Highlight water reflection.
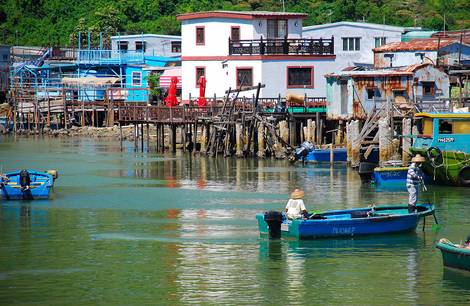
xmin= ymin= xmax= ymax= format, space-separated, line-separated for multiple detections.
xmin=443 ymin=268 xmax=470 ymax=292
xmin=2 ymin=137 xmax=470 ymax=305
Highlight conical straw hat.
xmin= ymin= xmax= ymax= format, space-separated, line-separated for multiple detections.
xmin=290 ymin=188 xmax=305 ymax=199
xmin=411 ymin=154 xmax=425 ymax=163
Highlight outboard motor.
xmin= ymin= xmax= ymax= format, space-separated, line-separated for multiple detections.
xmin=293 ymin=141 xmax=314 ymax=161
xmin=19 ymin=170 xmax=31 ymax=188
xmin=264 ymin=211 xmax=284 ymax=239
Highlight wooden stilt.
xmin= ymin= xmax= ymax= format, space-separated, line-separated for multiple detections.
xmin=141 ymin=123 xmax=144 ymax=152
xmin=119 ymin=122 xmax=123 ymax=148
xmin=146 ymin=123 xmax=149 ymax=152
xmin=171 ymin=125 xmax=177 ymax=153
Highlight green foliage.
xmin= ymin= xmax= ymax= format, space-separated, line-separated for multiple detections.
xmin=145 ymin=73 xmax=160 ymax=97
xmin=0 ymin=0 xmax=468 ymax=46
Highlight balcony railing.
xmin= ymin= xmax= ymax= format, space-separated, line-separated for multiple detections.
xmin=229 ymin=37 xmax=334 ymax=56
xmin=77 ymin=50 xmax=145 ymax=65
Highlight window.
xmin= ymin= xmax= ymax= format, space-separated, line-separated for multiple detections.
xmin=366 ymin=88 xmax=380 ymax=100
xmin=236 ymin=68 xmax=253 ymax=87
xmin=267 ymin=19 xmax=287 ymax=39
xmin=171 ymin=41 xmax=181 ymax=53
xmin=287 ymin=67 xmax=313 ymax=87
xmin=231 ymin=26 xmax=240 ymax=41
xmin=132 ymin=71 xmax=141 ymax=86
xmin=438 ymin=120 xmax=453 ymax=134
xmin=118 ymin=41 xmax=128 ymax=52
xmin=196 ymin=26 xmax=205 ymax=45
xmin=375 ymin=37 xmax=387 ymax=48
xmin=135 ymin=41 xmax=146 ymax=52
xmin=2 ymin=55 xmax=7 ymax=61
xmin=342 ymin=37 xmax=360 ymax=51
xmin=195 ymin=67 xmax=205 ymax=87
xmin=422 ymin=82 xmax=435 ymax=96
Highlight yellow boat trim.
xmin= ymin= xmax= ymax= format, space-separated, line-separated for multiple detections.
xmin=374 ymin=167 xmax=409 ymax=172
xmin=415 ymin=113 xmax=470 ymax=119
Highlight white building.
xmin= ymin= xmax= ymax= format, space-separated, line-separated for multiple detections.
xmin=177 ymin=11 xmax=336 ymax=100
xmin=110 ymin=34 xmax=181 ymax=57
xmin=302 ymin=22 xmax=406 ymax=68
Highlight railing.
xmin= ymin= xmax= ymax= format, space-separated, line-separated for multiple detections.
xmin=77 ymin=49 xmax=145 ymax=65
xmin=118 ymin=106 xmax=226 ymax=123
xmin=117 ymin=97 xmax=328 ymax=122
xmin=229 ymin=37 xmax=334 ymax=56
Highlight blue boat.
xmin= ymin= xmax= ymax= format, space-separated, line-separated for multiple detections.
xmin=306 ymin=148 xmax=347 ymax=163
xmin=0 ymin=170 xmax=57 ymax=200
xmin=373 ymin=166 xmax=409 ymax=189
xmin=373 ymin=164 xmax=431 ymax=189
xmin=257 ymin=204 xmax=435 ymax=239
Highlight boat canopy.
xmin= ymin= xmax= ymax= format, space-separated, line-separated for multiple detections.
xmin=415 ymin=112 xmax=470 ymax=119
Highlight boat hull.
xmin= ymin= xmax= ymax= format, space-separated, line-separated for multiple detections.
xmin=306 ymin=148 xmax=347 ymax=163
xmin=373 ymin=167 xmax=408 ymax=188
xmin=436 ymin=240 xmax=470 ymax=271
xmin=410 ymin=148 xmax=470 ymax=186
xmin=257 ymin=204 xmax=434 ymax=239
xmin=1 ymin=170 xmax=54 ymax=200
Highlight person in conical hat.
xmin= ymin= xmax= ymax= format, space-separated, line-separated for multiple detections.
xmin=406 ymin=154 xmax=426 ymax=213
xmin=285 ymin=188 xmax=309 ymax=219
xmin=411 ymin=154 xmax=426 ymax=163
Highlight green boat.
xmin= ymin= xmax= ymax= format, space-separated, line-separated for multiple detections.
xmin=436 ymin=239 xmax=470 ymax=271
xmin=410 ymin=113 xmax=470 ymax=186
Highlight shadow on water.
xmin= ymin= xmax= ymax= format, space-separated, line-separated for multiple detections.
xmin=442 ymin=268 xmax=470 ymax=292
xmin=259 ymin=233 xmax=422 ymax=261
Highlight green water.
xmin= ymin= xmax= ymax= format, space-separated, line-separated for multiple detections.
xmin=1 ymin=137 xmax=470 ymax=305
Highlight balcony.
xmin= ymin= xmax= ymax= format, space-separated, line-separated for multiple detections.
xmin=229 ymin=37 xmax=334 ymax=56
xmin=77 ymin=50 xmax=145 ymax=65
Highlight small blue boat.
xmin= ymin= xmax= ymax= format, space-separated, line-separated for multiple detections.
xmin=306 ymin=148 xmax=347 ymax=163
xmin=0 ymin=170 xmax=57 ymax=200
xmin=373 ymin=165 xmax=431 ymax=189
xmin=373 ymin=166 xmax=409 ymax=188
xmin=257 ymin=204 xmax=435 ymax=239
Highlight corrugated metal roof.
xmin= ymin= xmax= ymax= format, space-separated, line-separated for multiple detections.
xmin=373 ymin=38 xmax=463 ymax=52
xmin=326 ymin=63 xmax=431 ymax=78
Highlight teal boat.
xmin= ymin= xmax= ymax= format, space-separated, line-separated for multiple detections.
xmin=436 ymin=238 xmax=470 ymax=271
xmin=410 ymin=113 xmax=470 ymax=186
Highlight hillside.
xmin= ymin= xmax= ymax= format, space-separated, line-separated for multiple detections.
xmin=0 ymin=0 xmax=469 ymax=47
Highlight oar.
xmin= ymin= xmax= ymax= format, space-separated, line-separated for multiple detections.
xmin=420 ymin=180 xmax=441 ymax=232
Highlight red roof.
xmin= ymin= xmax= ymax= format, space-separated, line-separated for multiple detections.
xmin=177 ymin=11 xmax=307 ymax=21
xmin=373 ymin=38 xmax=462 ymax=52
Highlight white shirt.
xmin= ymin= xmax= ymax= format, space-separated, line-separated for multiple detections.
xmin=285 ymin=199 xmax=306 ymax=219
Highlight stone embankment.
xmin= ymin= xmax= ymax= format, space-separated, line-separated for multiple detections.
xmin=14 ymin=126 xmax=137 ymax=139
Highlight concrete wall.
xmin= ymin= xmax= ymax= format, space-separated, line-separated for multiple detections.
xmin=111 ymin=35 xmax=181 ymax=57
xmin=182 ymin=59 xmax=262 ymax=100
xmin=413 ymin=65 xmax=449 ymax=99
xmin=181 ymin=18 xmax=303 ymax=57
xmin=182 ymin=58 xmax=333 ymax=100
xmin=181 ymin=19 xmax=255 ymax=57
xmin=303 ymin=23 xmax=403 ymax=67
xmin=374 ymin=50 xmax=437 ymax=68
xmin=261 ymin=59 xmax=334 ymax=97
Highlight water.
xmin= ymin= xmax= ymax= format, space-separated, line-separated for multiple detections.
xmin=1 ymin=136 xmax=470 ymax=305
